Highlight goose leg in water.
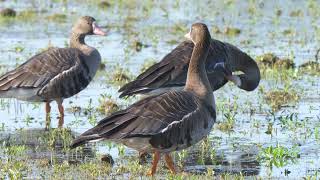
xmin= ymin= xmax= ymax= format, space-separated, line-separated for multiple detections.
xmin=45 ymin=102 xmax=51 ymax=130
xmin=57 ymin=100 xmax=64 ymax=128
xmin=147 ymin=151 xmax=160 ymax=176
xmin=165 ymin=153 xmax=176 ymax=174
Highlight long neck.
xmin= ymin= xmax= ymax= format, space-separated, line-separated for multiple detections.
xmin=70 ymin=32 xmax=86 ymax=48
xmin=70 ymin=32 xmax=94 ymax=55
xmin=184 ymin=41 xmax=212 ymax=101
xmin=231 ymin=51 xmax=260 ymax=91
xmin=237 ymin=60 xmax=260 ymax=91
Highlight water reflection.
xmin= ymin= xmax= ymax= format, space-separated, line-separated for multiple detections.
xmin=0 ymin=128 xmax=95 ymax=164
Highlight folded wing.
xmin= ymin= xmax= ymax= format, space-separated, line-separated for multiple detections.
xmin=71 ymin=91 xmax=215 ymax=149
xmin=0 ymin=48 xmax=90 ymax=100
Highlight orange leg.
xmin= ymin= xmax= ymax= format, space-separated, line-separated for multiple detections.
xmin=147 ymin=151 xmax=160 ymax=176
xmin=57 ymin=100 xmax=64 ymax=128
xmin=164 ymin=153 xmax=176 ymax=174
xmin=45 ymin=102 xmax=51 ymax=130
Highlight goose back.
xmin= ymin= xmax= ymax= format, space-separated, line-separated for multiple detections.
xmin=118 ymin=39 xmax=260 ymax=97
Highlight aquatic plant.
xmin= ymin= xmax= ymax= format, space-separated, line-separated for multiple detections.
xmin=78 ymin=162 xmax=112 ymax=178
xmin=299 ymin=61 xmax=320 ymax=76
xmin=216 ymin=98 xmax=238 ymax=132
xmin=23 ymin=114 xmax=34 ymax=126
xmin=278 ymin=113 xmax=303 ymax=130
xmin=290 ymin=10 xmax=303 ymax=17
xmin=0 ymin=8 xmax=16 ymax=17
xmin=176 ymin=149 xmax=188 ymax=167
xmin=14 ymin=45 xmax=25 ymax=53
xmin=198 ymin=138 xmax=216 ymax=165
xmin=45 ymin=14 xmax=67 ymax=23
xmin=107 ymin=65 xmax=132 ymax=86
xmin=264 ymin=88 xmax=299 ymax=111
xmin=171 ymin=23 xmax=188 ymax=36
xmin=224 ymin=27 xmax=241 ymax=36
xmin=98 ymin=1 xmax=112 ymax=9
xmin=258 ymin=144 xmax=299 ymax=168
xmin=47 ymin=128 xmax=74 ymax=151
xmin=97 ymin=94 xmax=120 ymax=115
xmin=256 ymin=53 xmax=295 ymax=69
xmin=0 ymin=145 xmax=28 ymax=179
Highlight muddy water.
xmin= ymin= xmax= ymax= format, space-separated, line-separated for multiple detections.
xmin=0 ymin=0 xmax=319 ymax=179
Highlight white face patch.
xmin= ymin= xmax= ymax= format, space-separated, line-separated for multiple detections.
xmin=229 ymin=75 xmax=242 ymax=87
xmin=184 ymin=31 xmax=192 ymax=40
xmin=185 ymin=27 xmax=195 ymax=43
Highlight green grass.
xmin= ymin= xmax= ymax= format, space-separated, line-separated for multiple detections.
xmin=216 ymin=99 xmax=238 ymax=132
xmin=97 ymin=94 xmax=120 ymax=115
xmin=45 ymin=14 xmax=67 ymax=23
xmin=258 ymin=144 xmax=299 ymax=168
xmin=263 ymin=88 xmax=299 ymax=111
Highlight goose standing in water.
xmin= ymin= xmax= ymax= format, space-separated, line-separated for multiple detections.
xmin=0 ymin=16 xmax=106 ymax=128
xmin=71 ymin=23 xmax=216 ymax=176
xmin=118 ymin=29 xmax=260 ymax=98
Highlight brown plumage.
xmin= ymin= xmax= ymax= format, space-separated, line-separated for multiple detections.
xmin=0 ymin=16 xmax=106 ymax=128
xmin=118 ymin=38 xmax=260 ymax=98
xmin=0 ymin=48 xmax=89 ymax=98
xmin=71 ymin=23 xmax=216 ymax=176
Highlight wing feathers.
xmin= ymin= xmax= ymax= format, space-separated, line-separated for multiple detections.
xmin=119 ymin=38 xmax=259 ymax=97
xmin=0 ymin=48 xmax=93 ymax=100
xmin=118 ymin=41 xmax=194 ymax=97
xmin=71 ymin=91 xmax=203 ymax=148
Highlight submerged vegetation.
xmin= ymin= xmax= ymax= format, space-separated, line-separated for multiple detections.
xmin=216 ymin=99 xmax=238 ymax=132
xmin=258 ymin=144 xmax=299 ymax=169
xmin=264 ymin=88 xmax=299 ymax=111
xmin=256 ymin=53 xmax=295 ymax=70
xmin=0 ymin=8 xmax=16 ymax=17
xmin=97 ymin=94 xmax=120 ymax=115
xmin=45 ymin=14 xmax=67 ymax=23
xmin=0 ymin=9 xmax=38 ymax=24
xmin=106 ymin=64 xmax=132 ymax=86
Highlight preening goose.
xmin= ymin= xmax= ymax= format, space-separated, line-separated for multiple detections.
xmin=71 ymin=23 xmax=216 ymax=176
xmin=118 ymin=30 xmax=260 ymax=98
xmin=0 ymin=16 xmax=106 ymax=128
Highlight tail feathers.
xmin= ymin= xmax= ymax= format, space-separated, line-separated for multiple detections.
xmin=118 ymin=63 xmax=174 ymax=98
xmin=70 ymin=134 xmax=102 ymax=149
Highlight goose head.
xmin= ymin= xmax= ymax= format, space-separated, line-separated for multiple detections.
xmin=185 ymin=23 xmax=211 ymax=45
xmin=72 ymin=16 xmax=106 ymax=36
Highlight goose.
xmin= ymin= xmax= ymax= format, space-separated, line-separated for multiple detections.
xmin=0 ymin=16 xmax=106 ymax=128
xmin=118 ymin=29 xmax=260 ymax=98
xmin=71 ymin=23 xmax=216 ymax=176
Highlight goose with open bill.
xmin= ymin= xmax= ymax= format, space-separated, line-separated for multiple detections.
xmin=0 ymin=16 xmax=106 ymax=128
xmin=71 ymin=23 xmax=216 ymax=176
xmin=118 ymin=26 xmax=260 ymax=98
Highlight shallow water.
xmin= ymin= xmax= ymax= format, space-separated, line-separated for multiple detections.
xmin=0 ymin=0 xmax=319 ymax=179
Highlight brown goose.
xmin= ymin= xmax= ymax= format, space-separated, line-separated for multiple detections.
xmin=71 ymin=23 xmax=216 ymax=176
xmin=118 ymin=30 xmax=260 ymax=98
xmin=0 ymin=16 xmax=106 ymax=128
